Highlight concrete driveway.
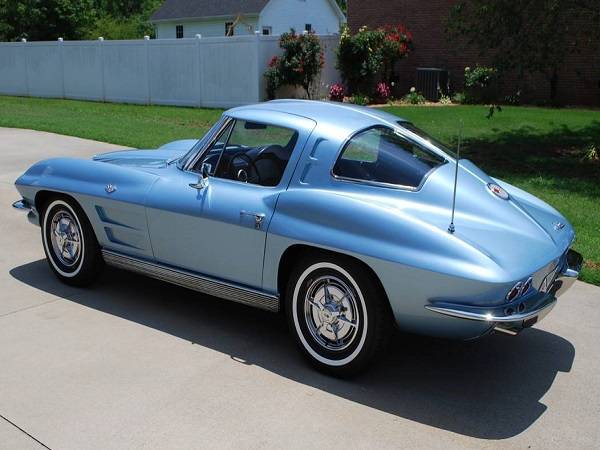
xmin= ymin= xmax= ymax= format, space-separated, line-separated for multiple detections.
xmin=1 ymin=127 xmax=600 ymax=449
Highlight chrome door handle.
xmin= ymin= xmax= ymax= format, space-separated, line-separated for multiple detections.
xmin=240 ymin=210 xmax=265 ymax=229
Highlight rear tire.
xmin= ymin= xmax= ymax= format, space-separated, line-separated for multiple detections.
xmin=285 ymin=252 xmax=391 ymax=377
xmin=41 ymin=196 xmax=103 ymax=286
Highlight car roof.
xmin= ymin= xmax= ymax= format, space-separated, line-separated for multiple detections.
xmin=226 ymin=100 xmax=408 ymax=135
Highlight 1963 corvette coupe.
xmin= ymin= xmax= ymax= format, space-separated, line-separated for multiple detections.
xmin=13 ymin=100 xmax=582 ymax=375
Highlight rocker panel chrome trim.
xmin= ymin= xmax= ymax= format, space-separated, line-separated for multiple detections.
xmin=101 ymin=249 xmax=279 ymax=312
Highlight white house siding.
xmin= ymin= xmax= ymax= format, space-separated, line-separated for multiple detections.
xmin=155 ymin=17 xmax=259 ymax=39
xmin=258 ymin=0 xmax=342 ymax=35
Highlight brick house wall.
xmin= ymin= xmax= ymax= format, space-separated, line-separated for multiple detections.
xmin=347 ymin=0 xmax=600 ymax=106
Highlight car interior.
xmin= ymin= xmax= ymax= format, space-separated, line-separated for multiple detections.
xmin=197 ymin=120 xmax=298 ymax=187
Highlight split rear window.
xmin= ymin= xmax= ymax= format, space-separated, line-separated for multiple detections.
xmin=332 ymin=126 xmax=446 ymax=189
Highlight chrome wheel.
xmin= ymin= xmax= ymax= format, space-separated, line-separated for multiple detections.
xmin=303 ymin=275 xmax=360 ymax=352
xmin=42 ymin=197 xmax=102 ymax=286
xmin=49 ymin=210 xmax=81 ymax=267
xmin=288 ymin=257 xmax=390 ymax=375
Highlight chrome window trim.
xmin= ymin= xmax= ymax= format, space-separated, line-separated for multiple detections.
xmin=183 ymin=116 xmax=234 ymax=172
xmin=330 ymin=124 xmax=448 ymax=192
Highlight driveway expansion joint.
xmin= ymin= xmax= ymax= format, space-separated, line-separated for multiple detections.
xmin=1 ymin=413 xmax=52 ymax=450
xmin=0 ymin=298 xmax=60 ymax=319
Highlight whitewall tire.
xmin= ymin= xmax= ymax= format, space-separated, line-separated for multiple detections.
xmin=285 ymin=252 xmax=391 ymax=376
xmin=41 ymin=196 xmax=103 ymax=286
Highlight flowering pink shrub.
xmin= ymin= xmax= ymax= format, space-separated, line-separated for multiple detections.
xmin=329 ymin=83 xmax=345 ymax=102
xmin=374 ymin=82 xmax=391 ymax=102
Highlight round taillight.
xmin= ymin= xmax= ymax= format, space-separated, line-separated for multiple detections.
xmin=521 ymin=277 xmax=532 ymax=296
xmin=506 ymin=282 xmax=522 ymax=302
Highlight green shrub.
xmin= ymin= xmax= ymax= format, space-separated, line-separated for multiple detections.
xmin=439 ymin=94 xmax=452 ymax=105
xmin=264 ymin=57 xmax=281 ymax=100
xmin=336 ymin=24 xmax=412 ymax=95
xmin=402 ymin=88 xmax=426 ymax=104
xmin=464 ymin=65 xmax=497 ymax=89
xmin=464 ymin=65 xmax=498 ymax=104
xmin=452 ymin=91 xmax=469 ymax=104
xmin=349 ymin=94 xmax=370 ymax=106
xmin=264 ymin=30 xmax=324 ymax=99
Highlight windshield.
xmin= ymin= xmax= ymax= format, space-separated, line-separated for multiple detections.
xmin=177 ymin=117 xmax=226 ymax=169
xmin=399 ymin=122 xmax=454 ymax=157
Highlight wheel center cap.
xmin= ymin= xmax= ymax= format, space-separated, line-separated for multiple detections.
xmin=321 ymin=303 xmax=340 ymax=324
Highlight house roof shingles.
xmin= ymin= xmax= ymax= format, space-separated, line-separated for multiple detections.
xmin=150 ymin=0 xmax=271 ymax=22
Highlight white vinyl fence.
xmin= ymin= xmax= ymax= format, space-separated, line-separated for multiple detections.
xmin=0 ymin=34 xmax=340 ymax=108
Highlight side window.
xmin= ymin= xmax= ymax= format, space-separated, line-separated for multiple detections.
xmin=333 ymin=127 xmax=445 ymax=189
xmin=201 ymin=119 xmax=298 ymax=187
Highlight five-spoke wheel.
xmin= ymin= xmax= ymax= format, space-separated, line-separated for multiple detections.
xmin=41 ymin=197 xmax=103 ymax=286
xmin=286 ymin=253 xmax=390 ymax=376
xmin=304 ymin=274 xmax=361 ymax=352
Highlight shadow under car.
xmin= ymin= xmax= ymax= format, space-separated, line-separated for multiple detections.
xmin=10 ymin=259 xmax=575 ymax=440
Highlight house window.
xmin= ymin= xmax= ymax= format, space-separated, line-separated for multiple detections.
xmin=176 ymin=25 xmax=183 ymax=39
xmin=305 ymin=24 xmax=312 ymax=33
xmin=262 ymin=26 xmax=272 ymax=36
xmin=225 ymin=22 xmax=234 ymax=36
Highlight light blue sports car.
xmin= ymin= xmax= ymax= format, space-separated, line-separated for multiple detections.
xmin=13 ymin=100 xmax=582 ymax=375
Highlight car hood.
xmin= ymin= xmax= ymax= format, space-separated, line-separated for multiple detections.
xmin=93 ymin=149 xmax=186 ymax=168
xmin=92 ymin=139 xmax=197 ymax=169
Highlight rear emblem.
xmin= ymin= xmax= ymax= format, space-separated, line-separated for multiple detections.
xmin=487 ymin=183 xmax=509 ymax=200
xmin=105 ymin=184 xmax=117 ymax=194
xmin=553 ymin=221 xmax=565 ymax=231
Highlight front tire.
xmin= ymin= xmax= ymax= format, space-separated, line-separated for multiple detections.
xmin=285 ymin=253 xmax=390 ymax=376
xmin=41 ymin=196 xmax=103 ymax=286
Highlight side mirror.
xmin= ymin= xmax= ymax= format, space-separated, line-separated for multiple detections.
xmin=189 ymin=163 xmax=211 ymax=190
xmin=202 ymin=162 xmax=211 ymax=179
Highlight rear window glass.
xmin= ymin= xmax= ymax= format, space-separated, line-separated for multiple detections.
xmin=333 ymin=126 xmax=446 ymax=189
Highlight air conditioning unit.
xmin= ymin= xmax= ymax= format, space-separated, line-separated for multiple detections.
xmin=416 ymin=68 xmax=449 ymax=101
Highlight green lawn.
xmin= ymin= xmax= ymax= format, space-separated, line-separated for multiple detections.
xmin=1 ymin=96 xmax=599 ymax=284
xmin=0 ymin=96 xmax=222 ymax=148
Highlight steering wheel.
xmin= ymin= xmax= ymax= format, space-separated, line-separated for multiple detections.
xmin=227 ymin=152 xmax=261 ymax=184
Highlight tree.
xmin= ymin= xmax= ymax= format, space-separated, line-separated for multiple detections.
xmin=84 ymin=0 xmax=162 ymax=40
xmin=0 ymin=0 xmax=162 ymax=41
xmin=447 ymin=0 xmax=600 ymax=102
xmin=0 ymin=0 xmax=97 ymax=41
xmin=264 ymin=30 xmax=324 ymax=99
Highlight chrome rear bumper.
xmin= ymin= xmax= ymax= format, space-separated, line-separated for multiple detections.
xmin=426 ymin=249 xmax=583 ymax=336
xmin=550 ymin=249 xmax=583 ymax=298
xmin=12 ymin=199 xmax=39 ymax=226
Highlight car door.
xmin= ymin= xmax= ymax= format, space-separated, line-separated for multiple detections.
xmin=145 ymin=112 xmax=315 ymax=290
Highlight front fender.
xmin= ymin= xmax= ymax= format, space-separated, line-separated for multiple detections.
xmin=15 ymin=158 xmax=158 ymax=259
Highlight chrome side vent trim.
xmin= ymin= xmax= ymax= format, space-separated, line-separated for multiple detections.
xmin=101 ymin=250 xmax=279 ymax=312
